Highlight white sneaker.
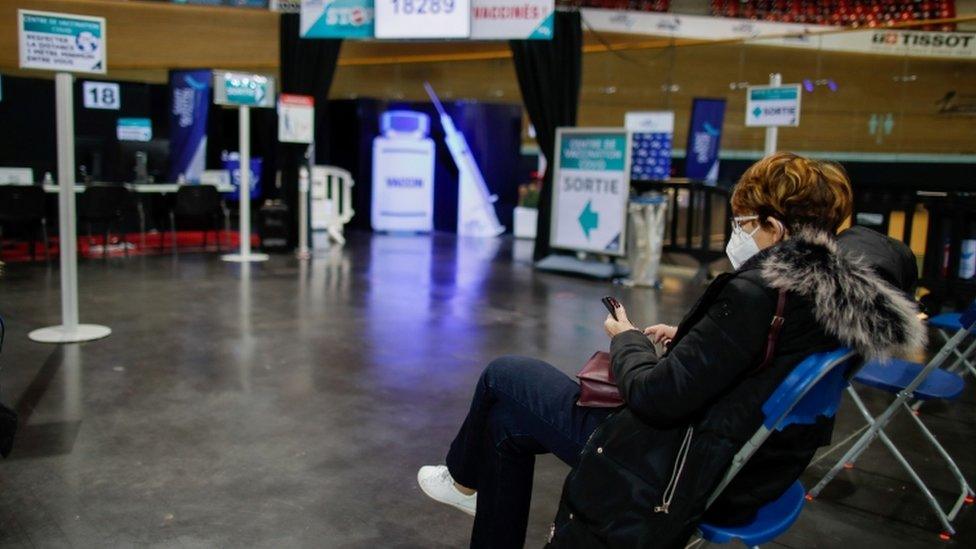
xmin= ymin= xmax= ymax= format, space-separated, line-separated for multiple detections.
xmin=417 ymin=465 xmax=477 ymax=517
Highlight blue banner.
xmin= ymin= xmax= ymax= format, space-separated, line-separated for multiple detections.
xmin=631 ymin=132 xmax=672 ymax=181
xmin=168 ymin=69 xmax=212 ymax=182
xmin=685 ymin=98 xmax=726 ymax=184
xmin=222 ymin=153 xmax=263 ymax=201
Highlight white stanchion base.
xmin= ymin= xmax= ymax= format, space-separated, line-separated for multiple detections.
xmin=221 ymin=253 xmax=270 ymax=263
xmin=29 ymin=324 xmax=112 ymax=343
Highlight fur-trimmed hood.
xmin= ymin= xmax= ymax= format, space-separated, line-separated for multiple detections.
xmin=756 ymin=228 xmax=926 ymax=359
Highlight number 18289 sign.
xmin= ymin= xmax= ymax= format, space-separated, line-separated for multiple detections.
xmin=374 ymin=0 xmax=470 ymax=39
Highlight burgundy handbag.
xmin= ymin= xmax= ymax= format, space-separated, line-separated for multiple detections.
xmin=576 ymin=351 xmax=623 ymax=408
xmin=577 ymin=290 xmax=788 ymax=408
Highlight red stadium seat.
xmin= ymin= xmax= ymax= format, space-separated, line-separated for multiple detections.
xmin=706 ymin=0 xmax=956 ymax=30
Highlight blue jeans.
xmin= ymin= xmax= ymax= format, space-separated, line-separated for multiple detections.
xmin=446 ymin=356 xmax=613 ymax=549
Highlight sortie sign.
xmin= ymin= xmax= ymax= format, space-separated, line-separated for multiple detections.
xmin=550 ymin=128 xmax=632 ymax=256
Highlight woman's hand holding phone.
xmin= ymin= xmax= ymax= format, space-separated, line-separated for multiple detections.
xmin=603 ymin=297 xmax=637 ymax=338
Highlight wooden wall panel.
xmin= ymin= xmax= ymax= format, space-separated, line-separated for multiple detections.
xmin=331 ymin=39 xmax=976 ymax=156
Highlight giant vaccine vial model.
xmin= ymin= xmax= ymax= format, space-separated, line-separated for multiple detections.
xmin=371 ymin=110 xmax=436 ymax=232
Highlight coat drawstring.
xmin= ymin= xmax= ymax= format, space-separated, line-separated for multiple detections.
xmin=654 ymin=426 xmax=694 ymax=514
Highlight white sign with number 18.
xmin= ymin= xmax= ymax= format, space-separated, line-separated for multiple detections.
xmin=83 ymin=81 xmax=120 ymax=110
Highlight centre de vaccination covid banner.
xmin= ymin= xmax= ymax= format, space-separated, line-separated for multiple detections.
xmin=168 ymin=69 xmax=212 ymax=182
xmin=300 ymin=0 xmax=552 ymax=39
xmin=551 ymin=128 xmax=632 ymax=256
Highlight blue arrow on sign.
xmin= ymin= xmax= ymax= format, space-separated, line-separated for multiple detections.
xmin=578 ymin=200 xmax=599 ymax=239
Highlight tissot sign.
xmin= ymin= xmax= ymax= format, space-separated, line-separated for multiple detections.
xmin=871 ymin=31 xmax=976 ymax=50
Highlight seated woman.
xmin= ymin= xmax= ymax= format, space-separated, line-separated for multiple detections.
xmin=417 ymin=152 xmax=925 ymax=548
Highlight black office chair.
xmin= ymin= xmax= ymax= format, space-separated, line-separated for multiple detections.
xmin=0 ymin=185 xmax=49 ymax=262
xmin=168 ymin=185 xmax=226 ymax=252
xmin=79 ymin=184 xmax=132 ymax=258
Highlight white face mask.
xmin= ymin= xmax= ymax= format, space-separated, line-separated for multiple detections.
xmin=727 ymin=216 xmax=761 ymax=270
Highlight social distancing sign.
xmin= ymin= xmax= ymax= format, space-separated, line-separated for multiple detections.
xmin=550 ymin=128 xmax=632 ymax=256
xmin=19 ymin=10 xmax=106 ymax=74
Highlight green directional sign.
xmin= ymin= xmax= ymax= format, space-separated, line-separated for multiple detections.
xmin=550 ymin=128 xmax=631 ymax=256
xmin=746 ymin=84 xmax=802 ymax=127
xmin=213 ymin=71 xmax=275 ymax=108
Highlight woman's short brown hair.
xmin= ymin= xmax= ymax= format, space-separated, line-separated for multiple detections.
xmin=731 ymin=152 xmax=853 ymax=233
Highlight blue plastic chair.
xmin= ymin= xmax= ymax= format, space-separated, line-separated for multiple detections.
xmin=855 ymin=359 xmax=965 ymax=401
xmin=696 ymin=349 xmax=860 ymax=548
xmin=809 ymin=301 xmax=976 ymax=538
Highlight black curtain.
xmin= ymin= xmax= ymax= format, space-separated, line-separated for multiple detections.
xmin=279 ymin=13 xmax=342 ymax=246
xmin=509 ymin=10 xmax=583 ymax=261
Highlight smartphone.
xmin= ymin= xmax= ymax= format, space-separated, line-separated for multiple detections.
xmin=601 ymin=296 xmax=621 ymax=320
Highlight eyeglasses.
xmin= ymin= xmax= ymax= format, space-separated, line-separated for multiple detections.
xmin=730 ymin=215 xmax=759 ymax=234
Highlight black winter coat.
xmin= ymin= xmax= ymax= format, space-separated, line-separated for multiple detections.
xmin=547 ymin=229 xmax=925 ymax=548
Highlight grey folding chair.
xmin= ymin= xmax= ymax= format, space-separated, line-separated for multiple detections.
xmin=808 ymin=301 xmax=976 ymax=539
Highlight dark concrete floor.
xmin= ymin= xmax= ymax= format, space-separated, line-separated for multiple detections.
xmin=0 ymin=232 xmax=973 ymax=548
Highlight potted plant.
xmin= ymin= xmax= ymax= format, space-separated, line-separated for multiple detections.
xmin=514 ymin=171 xmax=541 ymax=239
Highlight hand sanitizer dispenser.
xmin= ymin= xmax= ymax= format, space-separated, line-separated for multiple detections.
xmin=371 ymin=110 xmax=435 ymax=232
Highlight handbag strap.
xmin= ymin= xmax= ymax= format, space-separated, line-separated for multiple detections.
xmin=750 ymin=289 xmax=788 ymax=375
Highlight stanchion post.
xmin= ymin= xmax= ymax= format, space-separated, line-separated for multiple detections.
xmin=216 ymin=70 xmax=273 ymax=263
xmin=239 ymin=105 xmax=252 ymax=258
xmin=57 ymin=72 xmax=79 ymax=331
xmin=764 ymin=73 xmax=781 ymax=156
xmin=28 ymin=73 xmax=112 ymax=343
xmin=297 ymin=165 xmax=310 ymax=259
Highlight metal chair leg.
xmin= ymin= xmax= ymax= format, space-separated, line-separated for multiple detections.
xmin=137 ymin=199 xmax=146 ymax=251
xmin=942 ymin=330 xmax=976 ymax=375
xmin=41 ymin=218 xmax=50 ymax=262
xmin=811 ymin=382 xmax=971 ymax=536
xmin=810 ymin=383 xmax=913 ymax=497
xmin=911 ymin=332 xmax=976 ymax=411
xmin=30 ymin=223 xmax=38 ymax=262
xmin=169 ymin=211 xmax=177 ymax=254
xmin=875 ymin=428 xmax=956 ymax=535
xmin=836 ymin=386 xmax=886 ymax=467
xmin=809 ymin=392 xmax=885 ymax=498
xmin=222 ymin=203 xmax=230 ymax=250
xmin=120 ymin=216 xmax=129 ymax=258
xmin=901 ymin=401 xmax=974 ymax=521
xmin=947 ymin=338 xmax=976 ymax=379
